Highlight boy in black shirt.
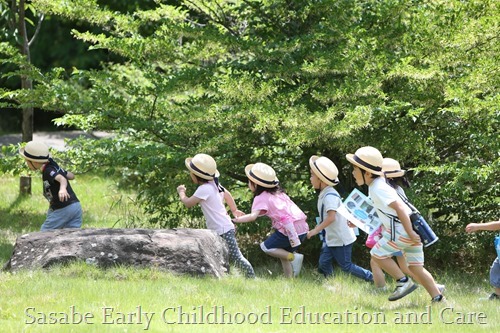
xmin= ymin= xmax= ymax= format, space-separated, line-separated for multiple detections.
xmin=20 ymin=141 xmax=82 ymax=231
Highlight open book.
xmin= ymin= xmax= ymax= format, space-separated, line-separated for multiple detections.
xmin=337 ymin=188 xmax=382 ymax=235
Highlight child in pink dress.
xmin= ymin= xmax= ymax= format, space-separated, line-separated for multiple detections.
xmin=233 ymin=162 xmax=309 ymax=278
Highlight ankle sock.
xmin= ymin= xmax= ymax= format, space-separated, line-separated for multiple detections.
xmin=397 ymin=276 xmax=408 ymax=283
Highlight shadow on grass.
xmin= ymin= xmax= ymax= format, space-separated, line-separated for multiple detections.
xmin=0 ymin=193 xmax=46 ymax=264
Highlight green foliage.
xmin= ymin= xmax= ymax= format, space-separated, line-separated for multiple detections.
xmin=0 ymin=0 xmax=498 ymax=270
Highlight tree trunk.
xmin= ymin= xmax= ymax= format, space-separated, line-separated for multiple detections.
xmin=17 ymin=0 xmax=33 ymax=194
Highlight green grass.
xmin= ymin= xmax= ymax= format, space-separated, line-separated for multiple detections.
xmin=1 ymin=174 xmax=499 ymax=332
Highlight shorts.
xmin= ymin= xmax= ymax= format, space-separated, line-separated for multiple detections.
xmin=491 ymin=257 xmax=500 ymax=288
xmin=370 ymin=233 xmax=424 ymax=266
xmin=262 ymin=230 xmax=307 ymax=253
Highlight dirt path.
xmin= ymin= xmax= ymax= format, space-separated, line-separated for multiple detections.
xmin=0 ymin=131 xmax=111 ymax=150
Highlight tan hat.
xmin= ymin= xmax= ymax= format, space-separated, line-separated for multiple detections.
xmin=19 ymin=141 xmax=50 ymax=163
xmin=309 ymin=155 xmax=339 ymax=186
xmin=185 ymin=154 xmax=219 ymax=180
xmin=245 ymin=162 xmax=279 ymax=188
xmin=382 ymin=158 xmax=406 ymax=178
xmin=345 ymin=146 xmax=384 ymax=175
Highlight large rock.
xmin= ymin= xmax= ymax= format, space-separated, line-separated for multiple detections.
xmin=3 ymin=228 xmax=229 ymax=278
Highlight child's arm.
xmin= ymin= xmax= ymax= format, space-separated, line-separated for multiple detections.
xmin=223 ymin=188 xmax=244 ymax=217
xmin=465 ymin=220 xmax=500 ymax=233
xmin=232 ymin=210 xmax=262 ymax=223
xmin=65 ymin=171 xmax=75 ymax=180
xmin=389 ymin=199 xmax=421 ymax=242
xmin=177 ymin=185 xmax=201 ymax=208
xmin=54 ymin=174 xmax=71 ymax=202
xmin=307 ymin=210 xmax=336 ymax=239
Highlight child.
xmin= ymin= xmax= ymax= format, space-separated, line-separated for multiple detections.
xmin=465 ymin=219 xmax=500 ymax=300
xmin=19 ymin=141 xmax=82 ymax=231
xmin=368 ymin=158 xmax=444 ymax=293
xmin=346 ymin=146 xmax=444 ymax=302
xmin=177 ymin=153 xmax=255 ymax=278
xmin=307 ymin=155 xmax=373 ymax=282
xmin=232 ymin=162 xmax=309 ymax=278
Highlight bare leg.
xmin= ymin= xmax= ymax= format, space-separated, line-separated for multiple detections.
xmin=408 ymin=265 xmax=440 ymax=297
xmin=372 ymin=256 xmax=405 ymax=280
xmin=370 ymin=258 xmax=386 ymax=288
xmin=265 ymin=248 xmax=294 ymax=278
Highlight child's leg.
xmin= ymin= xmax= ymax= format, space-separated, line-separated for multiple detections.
xmin=490 ymin=257 xmax=500 ymax=297
xmin=330 ymin=244 xmax=373 ymax=282
xmin=396 ymin=256 xmax=414 ymax=280
xmin=408 ymin=265 xmax=440 ymax=298
xmin=404 ymin=244 xmax=441 ymax=298
xmin=370 ymin=258 xmax=386 ymax=288
xmin=220 ymin=229 xmax=256 ymax=278
xmin=318 ymin=245 xmax=334 ymax=277
xmin=280 ymin=258 xmax=293 ymax=278
xmin=372 ymin=256 xmax=405 ymax=280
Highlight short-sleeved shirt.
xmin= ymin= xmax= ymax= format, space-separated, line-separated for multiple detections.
xmin=42 ymin=159 xmax=79 ymax=210
xmin=193 ymin=181 xmax=235 ymax=235
xmin=318 ymin=187 xmax=356 ymax=247
xmin=251 ymin=191 xmax=309 ymax=236
xmin=368 ymin=177 xmax=412 ymax=237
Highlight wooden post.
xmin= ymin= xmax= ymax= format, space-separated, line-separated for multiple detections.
xmin=20 ymin=175 xmax=32 ymax=195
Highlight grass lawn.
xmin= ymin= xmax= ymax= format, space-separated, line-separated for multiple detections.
xmin=1 ymin=174 xmax=499 ymax=332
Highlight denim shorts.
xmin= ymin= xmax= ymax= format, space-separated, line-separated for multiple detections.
xmin=263 ymin=230 xmax=307 ymax=253
xmin=42 ymin=202 xmax=82 ymax=231
xmin=490 ymin=257 xmax=500 ymax=288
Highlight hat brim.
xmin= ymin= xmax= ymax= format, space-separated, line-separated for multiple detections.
xmin=245 ymin=164 xmax=279 ymax=188
xmin=309 ymin=155 xmax=339 ymax=186
xmin=19 ymin=147 xmax=49 ymax=163
xmin=383 ymin=170 xmax=406 ymax=178
xmin=346 ymin=153 xmax=384 ymax=175
xmin=185 ymin=157 xmax=219 ymax=180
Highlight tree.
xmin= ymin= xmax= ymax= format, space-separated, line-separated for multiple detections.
xmin=1 ymin=0 xmax=498 ymax=270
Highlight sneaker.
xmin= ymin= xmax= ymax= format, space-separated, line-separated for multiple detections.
xmin=488 ymin=293 xmax=499 ymax=300
xmin=388 ymin=278 xmax=418 ymax=301
xmin=431 ymin=294 xmax=446 ymax=303
xmin=290 ymin=253 xmax=304 ymax=277
xmin=437 ymin=284 xmax=445 ymax=294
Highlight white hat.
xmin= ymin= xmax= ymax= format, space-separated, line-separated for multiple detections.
xmin=345 ymin=146 xmax=384 ymax=175
xmin=382 ymin=158 xmax=406 ymax=178
xmin=19 ymin=141 xmax=50 ymax=163
xmin=309 ymin=155 xmax=339 ymax=186
xmin=245 ymin=163 xmax=279 ymax=188
xmin=185 ymin=154 xmax=219 ymax=180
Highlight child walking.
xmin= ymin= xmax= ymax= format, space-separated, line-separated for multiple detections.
xmin=346 ymin=146 xmax=444 ymax=302
xmin=465 ymin=219 xmax=500 ymax=300
xmin=19 ymin=141 xmax=82 ymax=231
xmin=307 ymin=155 xmax=373 ymax=282
xmin=368 ymin=158 xmax=444 ymax=293
xmin=177 ymin=153 xmax=255 ymax=278
xmin=232 ymin=162 xmax=308 ymax=278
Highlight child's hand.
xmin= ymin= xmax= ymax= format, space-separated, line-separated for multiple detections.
xmin=177 ymin=185 xmax=186 ymax=194
xmin=409 ymin=230 xmax=421 ymax=243
xmin=58 ymin=189 xmax=70 ymax=202
xmin=465 ymin=223 xmax=479 ymax=233
xmin=347 ymin=221 xmax=357 ymax=228
xmin=232 ymin=209 xmax=245 ymax=218
xmin=307 ymin=229 xmax=318 ymax=239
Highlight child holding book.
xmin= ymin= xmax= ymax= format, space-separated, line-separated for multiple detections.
xmin=307 ymin=155 xmax=373 ymax=281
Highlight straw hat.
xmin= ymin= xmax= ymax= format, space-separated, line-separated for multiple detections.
xmin=309 ymin=155 xmax=339 ymax=186
xmin=19 ymin=141 xmax=50 ymax=163
xmin=382 ymin=158 xmax=406 ymax=178
xmin=245 ymin=163 xmax=279 ymax=188
xmin=345 ymin=146 xmax=384 ymax=175
xmin=185 ymin=154 xmax=219 ymax=180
